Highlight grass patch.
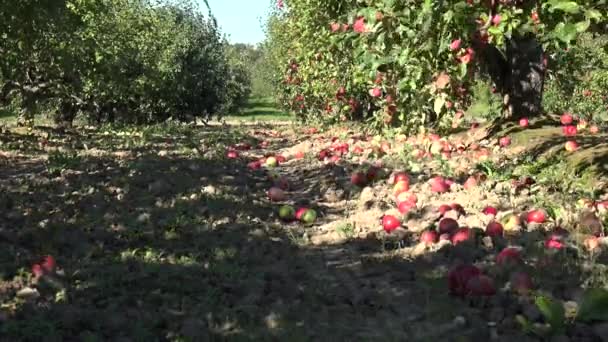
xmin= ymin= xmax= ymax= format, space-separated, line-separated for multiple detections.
xmin=225 ymin=97 xmax=291 ymax=122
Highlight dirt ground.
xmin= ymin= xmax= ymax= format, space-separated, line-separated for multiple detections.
xmin=1 ymin=122 xmax=608 ymax=341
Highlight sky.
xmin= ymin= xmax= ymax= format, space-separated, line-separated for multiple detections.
xmin=203 ymin=0 xmax=270 ymax=46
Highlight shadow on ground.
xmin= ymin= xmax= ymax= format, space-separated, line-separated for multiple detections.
xmin=0 ymin=124 xmax=602 ymax=341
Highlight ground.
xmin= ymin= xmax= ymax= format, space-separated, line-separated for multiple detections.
xmin=1 ymin=102 xmax=608 ymax=341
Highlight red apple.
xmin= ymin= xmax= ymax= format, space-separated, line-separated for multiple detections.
xmin=438 ymin=204 xmax=452 ymax=216
xmin=370 ymin=87 xmax=382 ymax=98
xmin=482 ymin=206 xmax=498 ymax=216
xmin=430 ymin=176 xmax=450 ymax=193
xmin=499 ymin=136 xmax=511 ymax=147
xmin=226 ymin=150 xmax=239 ymax=159
xmin=463 ymin=176 xmax=477 ymax=190
xmin=510 ymin=271 xmax=533 ymax=295
xmin=486 ymin=221 xmax=504 ymax=237
xmin=397 ymin=192 xmax=417 ymax=204
xmin=526 ymin=209 xmax=546 ymax=224
xmin=496 ymin=247 xmax=522 ymax=266
xmin=565 ymin=140 xmax=578 ymax=152
xmin=351 ymin=172 xmax=368 ymax=187
xmin=450 ymin=39 xmax=462 ymax=51
xmin=295 ymin=207 xmax=308 ymax=221
xmin=448 ymin=264 xmax=481 ymax=297
xmin=392 ymin=172 xmax=410 ymax=185
xmin=247 ymin=161 xmax=262 ymax=171
xmin=398 ymin=200 xmax=416 ymax=214
xmin=420 ymin=230 xmax=439 ymax=245
xmin=589 ymin=125 xmax=600 ymax=134
xmin=41 ymin=255 xmax=56 ymax=273
xmin=466 ymin=274 xmax=496 ymax=296
xmin=451 ymin=227 xmax=471 ymax=245
xmin=438 ymin=218 xmax=459 ymax=235
xmin=393 ymin=180 xmax=410 ymax=195
xmin=563 ymin=125 xmax=578 ymax=136
xmin=382 ymin=215 xmax=401 ymax=233
xmin=31 ymin=264 xmax=44 ymax=278
xmin=561 ymin=113 xmax=573 ymax=125
xmin=366 ymin=166 xmax=381 ymax=182
xmin=545 ymin=237 xmax=564 ymax=250
xmin=519 ymin=118 xmax=529 ymax=127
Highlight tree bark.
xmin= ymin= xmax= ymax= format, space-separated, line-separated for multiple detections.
xmin=505 ymin=35 xmax=545 ymax=120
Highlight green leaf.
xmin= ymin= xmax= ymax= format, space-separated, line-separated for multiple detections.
xmin=553 ymin=22 xmax=578 ymax=43
xmin=546 ymin=0 xmax=580 ymax=14
xmin=577 ymin=288 xmax=608 ymax=322
xmin=575 ymin=20 xmax=590 ymax=33
xmin=535 ymin=295 xmax=566 ymax=332
xmin=585 ymin=9 xmax=603 ymax=22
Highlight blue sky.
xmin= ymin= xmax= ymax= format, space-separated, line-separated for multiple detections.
xmin=203 ymin=0 xmax=270 ymax=45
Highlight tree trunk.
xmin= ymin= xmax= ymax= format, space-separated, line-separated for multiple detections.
xmin=505 ymin=35 xmax=546 ymax=120
xmin=54 ymin=101 xmax=76 ymax=129
xmin=476 ymin=35 xmax=546 ymax=119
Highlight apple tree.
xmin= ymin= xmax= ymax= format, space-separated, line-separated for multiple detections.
xmin=266 ymin=0 xmax=606 ymax=131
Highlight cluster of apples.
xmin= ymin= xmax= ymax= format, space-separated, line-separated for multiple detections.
xmin=278 ymin=205 xmax=317 ymax=224
xmin=448 ymin=249 xmax=534 ymax=298
xmin=31 ymin=255 xmax=56 ymax=278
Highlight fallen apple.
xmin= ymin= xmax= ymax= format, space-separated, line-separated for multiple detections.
xmin=438 ymin=204 xmax=452 ymax=216
xmin=392 ymin=171 xmax=410 ymax=185
xmin=278 ymin=205 xmax=296 ymax=221
xmin=382 ymin=215 xmax=401 ymax=233
xmin=268 ymin=187 xmax=286 ymax=202
xmin=420 ymin=230 xmax=438 ymax=245
xmin=526 ymin=209 xmax=546 ymax=224
xmin=496 ymin=247 xmax=522 ymax=266
xmin=486 ymin=221 xmax=504 ymax=238
xmin=519 ymin=118 xmax=529 ymax=127
xmin=448 ymin=264 xmax=481 ymax=297
xmin=31 ymin=264 xmax=44 ymax=278
xmin=465 ymin=274 xmax=496 ymax=297
xmin=41 ymin=255 xmax=56 ymax=273
xmin=589 ymin=125 xmax=599 ymax=134
xmin=499 ymin=136 xmax=511 ymax=147
xmin=463 ymin=176 xmax=477 ymax=190
xmin=451 ymin=227 xmax=471 ymax=245
xmin=351 ymin=172 xmax=368 ymax=187
xmin=301 ymin=209 xmax=317 ymax=224
xmin=564 ymin=140 xmax=578 ymax=152
xmin=398 ymin=200 xmax=416 ymax=214
xmin=393 ymin=180 xmax=410 ymax=195
xmin=561 ymin=113 xmax=573 ymax=125
xmin=438 ymin=218 xmax=459 ymax=235
xmin=510 ymin=271 xmax=533 ymax=295
xmin=430 ymin=176 xmax=450 ymax=193
xmin=482 ymin=206 xmax=498 ymax=216
xmin=295 ymin=207 xmax=308 ymax=221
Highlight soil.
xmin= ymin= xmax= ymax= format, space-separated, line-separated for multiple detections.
xmin=1 ymin=122 xmax=607 ymax=341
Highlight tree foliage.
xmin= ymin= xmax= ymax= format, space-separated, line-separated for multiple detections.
xmin=265 ymin=0 xmax=607 ymax=132
xmin=0 ymin=0 xmax=251 ymax=126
